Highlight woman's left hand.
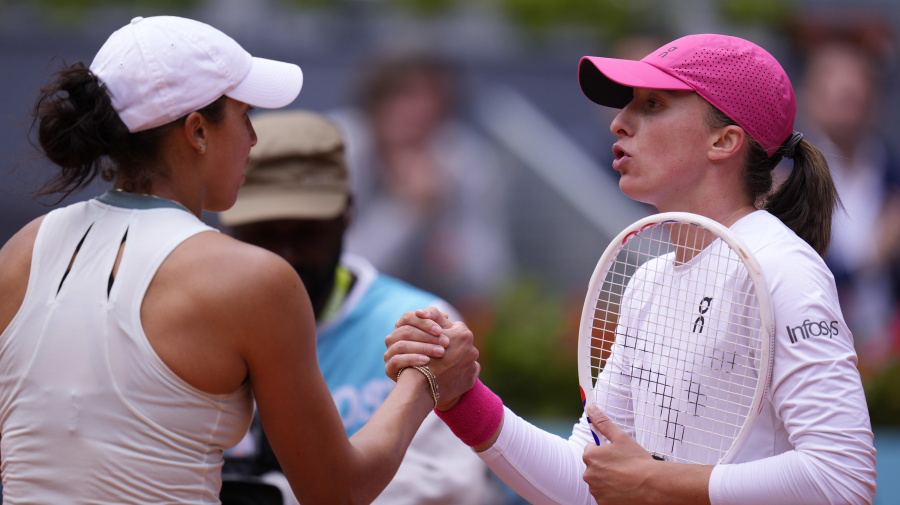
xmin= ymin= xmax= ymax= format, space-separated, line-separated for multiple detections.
xmin=583 ymin=404 xmax=713 ymax=505
xmin=582 ymin=403 xmax=655 ymax=503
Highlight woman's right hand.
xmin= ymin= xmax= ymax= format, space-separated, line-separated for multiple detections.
xmin=385 ymin=307 xmax=480 ymax=411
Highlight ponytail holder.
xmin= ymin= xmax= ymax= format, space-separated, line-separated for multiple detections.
xmin=782 ymin=131 xmax=804 ymax=160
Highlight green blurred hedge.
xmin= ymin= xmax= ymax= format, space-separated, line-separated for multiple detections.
xmin=865 ymin=359 xmax=900 ymax=427
xmin=467 ymin=277 xmax=584 ymax=421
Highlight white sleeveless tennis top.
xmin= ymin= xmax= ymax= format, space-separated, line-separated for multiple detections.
xmin=0 ymin=191 xmax=254 ymax=504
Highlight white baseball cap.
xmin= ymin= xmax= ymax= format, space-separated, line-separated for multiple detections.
xmin=90 ymin=16 xmax=304 ymax=133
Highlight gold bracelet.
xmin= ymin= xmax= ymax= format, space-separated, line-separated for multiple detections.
xmin=397 ymin=365 xmax=440 ymax=409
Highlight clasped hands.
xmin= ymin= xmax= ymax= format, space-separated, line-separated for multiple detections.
xmin=384 ymin=307 xmax=686 ymax=504
xmin=384 ymin=306 xmax=479 ymax=411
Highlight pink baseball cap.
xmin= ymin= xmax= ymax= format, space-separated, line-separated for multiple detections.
xmin=579 ymin=34 xmax=795 ymax=157
xmin=90 ymin=16 xmax=304 ymax=133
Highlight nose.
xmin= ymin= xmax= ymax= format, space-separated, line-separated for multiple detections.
xmin=609 ymin=102 xmax=634 ymax=139
xmin=248 ymin=119 xmax=258 ymax=147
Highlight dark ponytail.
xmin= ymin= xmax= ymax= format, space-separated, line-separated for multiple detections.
xmin=31 ymin=61 xmax=128 ymax=201
xmin=707 ymin=105 xmax=840 ymax=257
xmin=31 ymin=61 xmax=229 ymax=202
xmin=764 ymin=140 xmax=839 ymax=257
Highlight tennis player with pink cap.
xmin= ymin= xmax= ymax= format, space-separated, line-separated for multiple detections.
xmin=385 ymin=34 xmax=877 ymax=504
xmin=0 ymin=15 xmax=478 ymax=504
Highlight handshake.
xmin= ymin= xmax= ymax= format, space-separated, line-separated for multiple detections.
xmin=384 ymin=306 xmax=480 ymax=412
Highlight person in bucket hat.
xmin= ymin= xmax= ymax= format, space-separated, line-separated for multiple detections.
xmin=219 ymin=109 xmax=495 ymax=505
xmin=0 ymin=15 xmax=477 ymax=504
xmin=385 ymin=34 xmax=876 ymax=505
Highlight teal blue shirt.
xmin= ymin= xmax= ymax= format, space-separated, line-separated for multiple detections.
xmin=316 ymin=254 xmax=457 ymax=436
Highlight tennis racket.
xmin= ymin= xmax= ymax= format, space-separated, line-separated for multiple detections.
xmin=577 ymin=212 xmax=775 ymax=465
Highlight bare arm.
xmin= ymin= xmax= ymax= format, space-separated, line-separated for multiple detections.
xmin=147 ymin=234 xmax=478 ymax=504
xmin=242 ymin=259 xmax=479 ymax=503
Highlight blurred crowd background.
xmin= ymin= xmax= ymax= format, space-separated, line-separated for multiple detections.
xmin=2 ymin=0 xmax=900 ymax=502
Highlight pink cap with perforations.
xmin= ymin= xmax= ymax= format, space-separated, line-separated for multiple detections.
xmin=579 ymin=34 xmax=795 ymax=157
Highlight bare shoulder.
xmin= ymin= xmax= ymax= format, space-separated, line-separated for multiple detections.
xmin=0 ymin=216 xmax=46 ymax=262
xmin=0 ymin=216 xmax=47 ymax=334
xmin=169 ymin=231 xmax=303 ymax=293
xmin=151 ymin=229 xmax=313 ymax=338
xmin=142 ymin=230 xmax=315 ymax=394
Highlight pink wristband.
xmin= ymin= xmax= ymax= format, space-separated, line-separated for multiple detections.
xmin=434 ymin=379 xmax=503 ymax=447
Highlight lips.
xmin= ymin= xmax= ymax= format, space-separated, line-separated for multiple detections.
xmin=612 ymin=144 xmax=630 ymax=171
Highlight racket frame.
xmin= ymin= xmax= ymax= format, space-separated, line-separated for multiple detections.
xmin=577 ymin=212 xmax=776 ymax=465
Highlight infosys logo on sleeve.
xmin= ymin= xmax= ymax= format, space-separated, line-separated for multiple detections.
xmin=785 ymin=319 xmax=839 ymax=344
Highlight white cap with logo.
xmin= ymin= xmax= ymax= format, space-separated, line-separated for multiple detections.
xmin=90 ymin=16 xmax=304 ymax=132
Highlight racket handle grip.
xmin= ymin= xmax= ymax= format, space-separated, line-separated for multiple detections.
xmin=434 ymin=379 xmax=503 ymax=447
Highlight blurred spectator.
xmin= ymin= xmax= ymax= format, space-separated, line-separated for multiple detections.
xmin=328 ymin=54 xmax=515 ymax=304
xmin=218 ymin=109 xmax=500 ymax=505
xmin=791 ymin=14 xmax=900 ymax=366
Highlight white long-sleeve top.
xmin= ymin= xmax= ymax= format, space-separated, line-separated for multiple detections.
xmin=476 ymin=211 xmax=877 ymax=505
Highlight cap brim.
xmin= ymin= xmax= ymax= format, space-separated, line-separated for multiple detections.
xmin=226 ymin=57 xmax=304 ymax=109
xmin=220 ymin=189 xmax=347 ymax=226
xmin=578 ymin=56 xmax=692 ymax=108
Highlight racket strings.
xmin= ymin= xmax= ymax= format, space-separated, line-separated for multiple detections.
xmin=587 ymin=222 xmax=764 ymax=465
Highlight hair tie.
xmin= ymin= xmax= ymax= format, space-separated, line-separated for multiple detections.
xmin=782 ymin=131 xmax=804 ymax=160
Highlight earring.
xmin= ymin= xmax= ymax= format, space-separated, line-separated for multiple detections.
xmin=199 ymin=144 xmax=206 ymax=154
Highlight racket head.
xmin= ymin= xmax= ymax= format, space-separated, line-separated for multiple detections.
xmin=577 ymin=212 xmax=775 ymax=465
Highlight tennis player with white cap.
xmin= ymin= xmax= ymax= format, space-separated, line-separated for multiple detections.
xmin=385 ymin=33 xmax=877 ymax=505
xmin=0 ymin=15 xmax=477 ymax=504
